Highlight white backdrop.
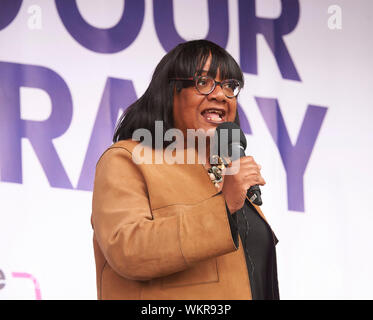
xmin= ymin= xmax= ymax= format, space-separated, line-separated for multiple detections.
xmin=1 ymin=0 xmax=373 ymax=300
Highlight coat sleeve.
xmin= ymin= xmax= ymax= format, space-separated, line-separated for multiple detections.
xmin=91 ymin=147 xmax=238 ymax=281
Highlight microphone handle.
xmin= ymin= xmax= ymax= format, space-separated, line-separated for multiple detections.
xmin=238 ymin=148 xmax=263 ymax=206
xmin=247 ymin=185 xmax=262 ymax=206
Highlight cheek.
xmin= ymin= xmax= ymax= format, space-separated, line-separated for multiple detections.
xmin=173 ymin=106 xmax=187 ymax=129
xmin=228 ymin=102 xmax=237 ymax=121
xmin=178 ymin=94 xmax=201 ymax=117
xmin=173 ymin=94 xmax=198 ymax=129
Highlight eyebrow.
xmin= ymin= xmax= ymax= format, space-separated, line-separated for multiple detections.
xmin=196 ymin=69 xmax=210 ymax=76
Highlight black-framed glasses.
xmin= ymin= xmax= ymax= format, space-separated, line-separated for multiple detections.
xmin=170 ymin=75 xmax=242 ymax=98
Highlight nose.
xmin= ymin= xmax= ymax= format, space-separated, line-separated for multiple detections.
xmin=207 ymin=82 xmax=227 ymax=103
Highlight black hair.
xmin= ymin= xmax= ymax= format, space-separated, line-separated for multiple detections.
xmin=113 ymin=39 xmax=244 ymax=146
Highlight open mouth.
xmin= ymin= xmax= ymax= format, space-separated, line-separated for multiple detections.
xmin=201 ymin=108 xmax=226 ymax=124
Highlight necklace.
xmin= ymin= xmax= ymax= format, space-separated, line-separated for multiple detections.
xmin=206 ymin=155 xmax=230 ymax=189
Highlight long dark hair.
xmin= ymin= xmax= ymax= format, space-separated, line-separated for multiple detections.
xmin=113 ymin=40 xmax=244 ymax=145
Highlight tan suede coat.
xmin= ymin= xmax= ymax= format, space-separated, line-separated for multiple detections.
xmin=91 ymin=140 xmax=274 ymax=300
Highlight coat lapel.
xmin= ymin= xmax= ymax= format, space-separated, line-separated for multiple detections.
xmin=246 ymin=196 xmax=279 ymax=246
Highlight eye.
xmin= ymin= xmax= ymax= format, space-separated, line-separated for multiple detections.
xmin=224 ymin=80 xmax=239 ymax=90
xmin=197 ymin=77 xmax=210 ymax=86
xmin=222 ymin=80 xmax=241 ymax=97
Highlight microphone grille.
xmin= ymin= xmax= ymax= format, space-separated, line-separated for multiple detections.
xmin=215 ymin=122 xmax=247 ymax=151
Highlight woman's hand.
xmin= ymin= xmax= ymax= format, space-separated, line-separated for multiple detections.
xmin=221 ymin=156 xmax=266 ymax=214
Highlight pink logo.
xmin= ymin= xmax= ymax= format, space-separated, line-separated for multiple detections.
xmin=12 ymin=272 xmax=42 ymax=300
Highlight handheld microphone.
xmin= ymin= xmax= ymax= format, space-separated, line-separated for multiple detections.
xmin=213 ymin=122 xmax=263 ymax=206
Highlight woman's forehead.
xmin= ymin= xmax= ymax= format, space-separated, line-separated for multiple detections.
xmin=196 ymin=68 xmax=222 ymax=79
xmin=174 ymin=49 xmax=241 ymax=81
xmin=195 ymin=54 xmax=229 ymax=79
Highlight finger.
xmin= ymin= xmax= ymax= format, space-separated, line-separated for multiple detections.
xmin=245 ymin=175 xmax=266 ymax=187
xmin=241 ymin=159 xmax=259 ymax=169
xmin=242 ymin=167 xmax=262 ymax=177
xmin=259 ymin=176 xmax=266 ymax=185
xmin=243 ymin=155 xmax=259 ymax=163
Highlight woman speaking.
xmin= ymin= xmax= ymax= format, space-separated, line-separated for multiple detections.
xmin=91 ymin=40 xmax=279 ymax=300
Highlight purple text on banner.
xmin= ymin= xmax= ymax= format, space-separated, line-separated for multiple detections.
xmin=239 ymin=0 xmax=301 ymax=81
xmin=256 ymin=97 xmax=327 ymax=212
xmin=55 ymin=0 xmax=144 ymax=53
xmin=153 ymin=0 xmax=229 ymax=52
xmin=0 ymin=0 xmax=22 ymax=31
xmin=0 ymin=62 xmax=73 ymax=189
xmin=77 ymin=78 xmax=137 ymax=191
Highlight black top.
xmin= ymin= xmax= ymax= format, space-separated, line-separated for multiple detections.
xmin=226 ymin=199 xmax=279 ymax=300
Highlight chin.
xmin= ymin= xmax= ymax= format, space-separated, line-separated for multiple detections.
xmin=197 ymin=123 xmax=217 ymax=135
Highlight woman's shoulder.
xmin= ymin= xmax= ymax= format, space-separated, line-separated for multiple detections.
xmin=98 ymin=139 xmax=163 ymax=168
xmin=96 ymin=139 xmax=141 ymax=167
xmin=107 ymin=139 xmax=141 ymax=154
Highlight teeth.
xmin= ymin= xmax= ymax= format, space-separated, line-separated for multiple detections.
xmin=207 ymin=116 xmax=223 ymax=121
xmin=204 ymin=109 xmax=224 ymax=115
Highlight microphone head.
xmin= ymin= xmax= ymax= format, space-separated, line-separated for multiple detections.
xmin=214 ymin=122 xmax=262 ymax=206
xmin=213 ymin=122 xmax=247 ymax=160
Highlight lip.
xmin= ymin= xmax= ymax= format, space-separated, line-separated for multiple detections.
xmin=200 ymin=107 xmax=227 ymax=125
xmin=201 ymin=114 xmax=225 ymax=125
